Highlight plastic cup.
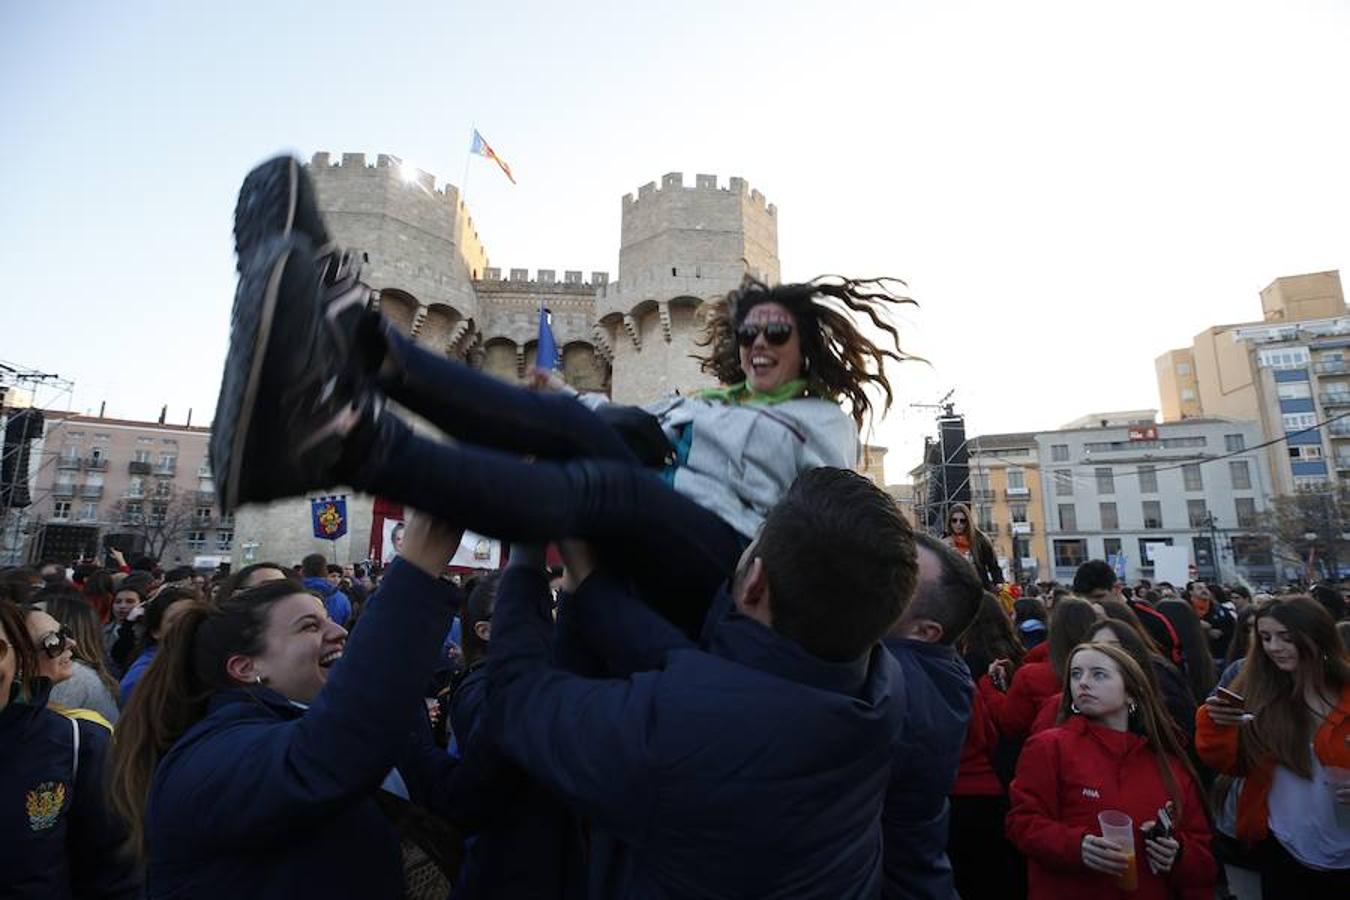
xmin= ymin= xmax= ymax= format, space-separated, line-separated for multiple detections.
xmin=1327 ymin=766 xmax=1350 ymax=830
xmin=1098 ymin=810 xmax=1137 ymax=891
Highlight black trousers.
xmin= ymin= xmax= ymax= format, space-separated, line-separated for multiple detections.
xmin=1258 ymin=836 xmax=1350 ymax=894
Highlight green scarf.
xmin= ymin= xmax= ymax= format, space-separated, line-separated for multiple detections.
xmin=699 ymin=378 xmax=808 ymax=407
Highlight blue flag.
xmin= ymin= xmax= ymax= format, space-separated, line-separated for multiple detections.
xmin=311 ymin=496 xmax=348 ymax=541
xmin=536 ymin=306 xmax=559 ymax=371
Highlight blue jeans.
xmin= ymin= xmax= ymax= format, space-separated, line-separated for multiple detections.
xmin=356 ymin=330 xmax=745 ymax=635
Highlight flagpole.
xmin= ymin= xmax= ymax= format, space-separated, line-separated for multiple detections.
xmin=459 ymin=128 xmax=474 ymax=209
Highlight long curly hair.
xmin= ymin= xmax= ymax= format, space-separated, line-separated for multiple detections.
xmin=695 ymin=275 xmax=917 ymax=431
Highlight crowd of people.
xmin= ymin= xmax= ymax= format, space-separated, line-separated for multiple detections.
xmin=2 ymin=156 xmax=1348 ymax=899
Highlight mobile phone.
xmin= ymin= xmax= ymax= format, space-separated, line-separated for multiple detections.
xmin=1214 ymin=687 xmax=1245 ymax=708
xmin=1144 ymin=803 xmax=1174 ymax=842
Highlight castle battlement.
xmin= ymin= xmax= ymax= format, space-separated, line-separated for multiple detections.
xmin=622 ymin=172 xmax=777 ymax=215
xmin=309 ymin=151 xmax=459 ymax=203
xmin=475 ymin=268 xmax=609 ymax=289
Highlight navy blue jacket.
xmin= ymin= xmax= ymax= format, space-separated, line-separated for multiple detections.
xmin=446 ymin=665 xmax=585 ymax=899
xmin=0 ymin=680 xmax=140 ymax=900
xmin=302 ymin=575 xmax=352 ymax=627
xmin=880 ymin=637 xmax=973 ymax=900
xmin=145 ymin=560 xmax=459 ymax=899
xmin=490 ymin=567 xmax=907 ymax=899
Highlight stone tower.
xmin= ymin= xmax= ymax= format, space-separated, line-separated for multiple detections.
xmin=230 ymin=156 xmax=779 ymax=568
xmin=595 ymin=172 xmax=780 ymax=403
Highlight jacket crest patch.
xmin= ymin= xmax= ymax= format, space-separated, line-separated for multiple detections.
xmin=25 ymin=781 xmax=67 ymax=831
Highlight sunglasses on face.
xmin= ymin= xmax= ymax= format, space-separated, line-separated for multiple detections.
xmin=40 ymin=626 xmax=74 ymax=659
xmin=736 ymin=322 xmax=794 ymax=347
xmin=950 ymin=517 xmax=967 ymax=524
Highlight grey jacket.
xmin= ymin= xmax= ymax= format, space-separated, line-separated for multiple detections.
xmin=50 ymin=661 xmax=120 ymax=724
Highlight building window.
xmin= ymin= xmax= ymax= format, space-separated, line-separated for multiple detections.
xmin=1229 ymin=460 xmax=1251 ymax=490
xmin=78 ymin=502 xmax=97 ymax=521
xmin=133 ymin=449 xmax=151 ymax=464
xmin=150 ymin=502 xmax=167 ymax=526
xmin=1007 ymin=468 xmax=1025 ymax=490
xmin=1095 ymin=467 xmax=1115 ymax=494
xmin=1010 ymin=502 xmax=1028 ymax=524
xmin=195 ymin=505 xmax=212 ymax=520
xmin=1258 ymin=347 xmax=1310 ymax=369
xmin=216 ymin=531 xmax=233 ymax=552
xmin=1058 ymin=504 xmax=1078 ymax=531
xmin=122 ymin=502 xmax=143 ymax=524
xmin=1182 ymin=463 xmax=1203 ymax=491
xmin=976 ymin=505 xmax=995 ymax=532
xmin=1289 ymin=445 xmax=1323 ymax=460
xmin=52 ymin=501 xmax=70 ymax=521
xmin=1235 ymin=497 xmax=1258 ymax=528
xmin=154 ymin=480 xmax=171 ymax=497
xmin=1103 ymin=537 xmax=1123 ymax=561
xmin=1232 ymin=535 xmax=1273 ymax=567
xmin=1176 ymin=362 xmax=1192 ymax=376
xmin=1276 ymin=382 xmax=1312 ymax=400
xmin=1180 ymin=388 xmax=1197 ymax=401
xmin=157 ymin=453 xmax=177 ymax=474
xmin=186 ymin=531 xmax=206 ymax=551
xmin=1142 ymin=500 xmax=1163 ymax=529
xmin=1099 ymin=502 xmax=1119 ymax=531
xmin=1053 ymin=539 xmax=1088 ymax=568
xmin=1055 ymin=469 xmax=1074 ymax=496
xmin=1139 ymin=537 xmax=1174 ymax=567
xmin=1138 ymin=465 xmax=1158 ymax=494
xmin=1224 ymin=434 xmax=1245 ymax=452
xmin=1163 ymin=436 xmax=1207 ymax=449
xmin=1187 ymin=499 xmax=1209 ymax=527
xmin=1051 ymin=444 xmax=1069 ymax=462
xmin=1283 ymin=412 xmax=1316 ymax=430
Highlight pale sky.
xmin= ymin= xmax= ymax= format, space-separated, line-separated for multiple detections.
xmin=3 ymin=0 xmax=1349 ymax=483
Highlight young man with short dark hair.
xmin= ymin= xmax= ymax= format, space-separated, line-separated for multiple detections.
xmin=300 ymin=552 xmax=351 ymax=626
xmin=881 ymin=533 xmax=983 ymax=900
xmin=488 ymin=468 xmax=918 ymax=899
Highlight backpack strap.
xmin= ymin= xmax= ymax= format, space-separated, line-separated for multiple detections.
xmin=70 ymin=715 xmax=80 ymax=783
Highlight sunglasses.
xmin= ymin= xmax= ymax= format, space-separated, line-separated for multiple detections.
xmin=950 ymin=516 xmax=967 ymax=523
xmin=736 ymin=322 xmax=794 ymax=347
xmin=39 ymin=626 xmax=74 ymax=659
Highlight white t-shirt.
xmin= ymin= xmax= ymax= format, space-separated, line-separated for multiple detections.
xmin=1267 ymin=746 xmax=1350 ymax=870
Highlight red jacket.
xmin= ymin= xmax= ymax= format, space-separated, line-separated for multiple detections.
xmin=978 ymin=643 xmax=1058 ymax=741
xmin=1007 ymin=716 xmax=1216 ymax=900
xmin=953 ymin=682 xmax=1003 ymax=796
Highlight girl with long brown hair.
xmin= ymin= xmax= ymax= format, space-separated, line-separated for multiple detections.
xmin=941 ymin=502 xmax=1003 ymax=589
xmin=214 ymin=184 xmax=918 ymax=637
xmin=108 ymin=514 xmax=464 ymax=896
xmin=1009 ymin=642 xmax=1216 ymax=899
xmin=37 ymin=586 xmax=122 ymax=723
xmin=1197 ymin=596 xmax=1350 ymax=892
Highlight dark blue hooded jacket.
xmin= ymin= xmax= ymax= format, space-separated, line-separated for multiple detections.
xmin=302 ymin=575 xmax=351 ymax=627
xmin=144 ymin=560 xmax=459 ymax=899
xmin=489 ymin=567 xmax=907 ymax=900
xmin=0 ymin=679 xmax=140 ymax=899
xmin=880 ymin=637 xmax=973 ymax=900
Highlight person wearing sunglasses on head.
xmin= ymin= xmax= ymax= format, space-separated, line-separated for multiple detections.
xmin=23 ymin=607 xmax=116 ymax=730
xmin=942 ymin=502 xmax=1004 ymax=591
xmin=0 ymin=599 xmax=141 ymax=899
xmin=214 ymin=162 xmax=917 ymax=639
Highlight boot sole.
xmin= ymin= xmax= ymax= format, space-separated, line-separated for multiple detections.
xmin=233 ymin=156 xmax=331 ymax=271
xmin=210 ymin=240 xmax=294 ymax=512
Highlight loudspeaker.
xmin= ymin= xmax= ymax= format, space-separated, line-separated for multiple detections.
xmin=0 ymin=408 xmax=44 ymax=510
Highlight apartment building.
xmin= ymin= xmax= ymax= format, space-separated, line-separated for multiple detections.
xmin=968 ymin=432 xmax=1048 ymax=582
xmin=25 ymin=412 xmax=225 ymax=565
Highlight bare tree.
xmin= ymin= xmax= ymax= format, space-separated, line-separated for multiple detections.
xmin=110 ymin=484 xmax=199 ymax=562
xmin=1262 ymin=484 xmax=1350 ymax=581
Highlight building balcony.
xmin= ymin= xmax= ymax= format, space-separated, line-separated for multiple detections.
xmin=123 ymin=489 xmax=145 ymax=500
xmin=79 ymin=484 xmax=103 ymax=499
xmin=1005 ymin=486 xmax=1031 ymax=498
xmin=983 ymin=523 xmax=999 ymax=536
xmin=191 ymin=515 xmax=215 ymax=529
xmin=1315 ymin=360 xmax=1350 ymax=376
xmin=196 ymin=490 xmax=216 ymax=505
xmin=1320 ymin=392 xmax=1350 ymax=408
xmin=128 ymin=460 xmax=152 ymax=475
xmin=52 ymin=483 xmax=76 ymax=498
xmin=56 ymin=456 xmax=81 ymax=471
xmin=972 ymin=489 xmax=995 ymax=502
xmin=1011 ymin=521 xmax=1034 ymax=535
xmin=83 ymin=457 xmax=108 ymax=471
xmin=1330 ymin=422 xmax=1350 ymax=438
xmin=154 ymin=464 xmax=177 ymax=477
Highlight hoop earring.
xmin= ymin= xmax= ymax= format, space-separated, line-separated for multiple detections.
xmin=254 ymin=675 xmax=264 ymax=686
xmin=1070 ymin=703 xmax=1081 ymax=715
xmin=1128 ymin=701 xmax=1138 ymax=715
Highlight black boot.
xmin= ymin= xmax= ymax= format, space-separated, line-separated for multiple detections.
xmin=233 ymin=155 xmax=332 ymax=271
xmin=210 ymin=233 xmax=383 ymax=512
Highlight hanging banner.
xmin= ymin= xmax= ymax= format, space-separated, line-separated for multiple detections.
xmin=311 ymin=496 xmax=348 ymax=541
